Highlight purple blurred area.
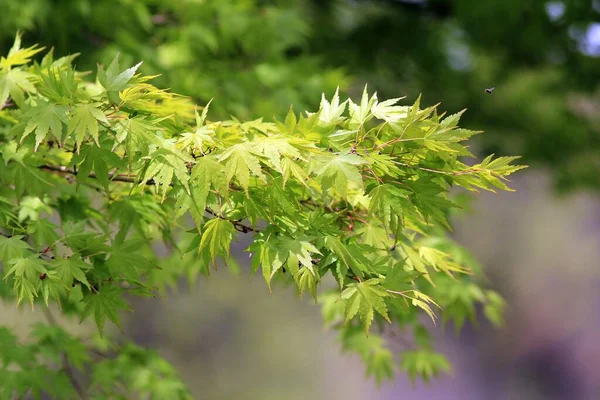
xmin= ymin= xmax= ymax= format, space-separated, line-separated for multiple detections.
xmin=124 ymin=170 xmax=600 ymax=399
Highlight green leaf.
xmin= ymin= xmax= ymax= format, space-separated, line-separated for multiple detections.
xmin=316 ymin=87 xmax=347 ymax=125
xmin=106 ymin=239 xmax=153 ymax=281
xmin=324 ymin=236 xmax=371 ymax=285
xmin=72 ymin=143 xmax=122 ymax=191
xmin=340 ymin=278 xmax=391 ymax=334
xmin=0 ymin=33 xmax=44 ymax=70
xmin=199 ymin=218 xmax=235 ymax=266
xmin=4 ymin=255 xmax=46 ymax=281
xmin=81 ymin=286 xmax=131 ymax=336
xmin=97 ymin=54 xmax=143 ymax=103
xmin=313 ymin=153 xmax=367 ymax=199
xmin=27 ymin=218 xmax=60 ymax=249
xmin=298 ymin=266 xmax=319 ymax=302
xmin=348 ymin=84 xmax=377 ymax=127
xmin=51 ymin=258 xmax=91 ymax=290
xmin=67 ymin=104 xmax=109 ymax=148
xmin=400 ymin=349 xmax=451 ymax=382
xmin=219 ymin=143 xmax=266 ymax=193
xmin=0 ymin=235 xmax=31 ymax=263
xmin=20 ymin=101 xmax=68 ymax=150
xmin=0 ymin=68 xmax=37 ymax=107
xmin=142 ymin=146 xmax=192 ymax=202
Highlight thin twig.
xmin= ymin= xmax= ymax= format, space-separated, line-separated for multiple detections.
xmin=43 ymin=308 xmax=88 ymax=400
xmin=39 ymin=164 xmax=257 ymax=233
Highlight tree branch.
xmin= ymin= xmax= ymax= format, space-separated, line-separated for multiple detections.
xmin=43 ymin=308 xmax=88 ymax=400
xmin=39 ymin=164 xmax=257 ymax=233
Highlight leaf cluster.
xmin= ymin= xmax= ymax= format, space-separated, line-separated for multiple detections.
xmin=0 ymin=35 xmax=524 ymax=395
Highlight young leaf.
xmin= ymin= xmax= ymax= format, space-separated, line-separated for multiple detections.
xmin=340 ymin=279 xmax=391 ymax=334
xmin=67 ymin=104 xmax=109 ymax=148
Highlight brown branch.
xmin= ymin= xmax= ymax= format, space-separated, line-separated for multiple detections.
xmin=43 ymin=308 xmax=88 ymax=400
xmin=39 ymin=164 xmax=257 ymax=233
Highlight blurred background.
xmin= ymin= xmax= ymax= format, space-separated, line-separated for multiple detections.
xmin=1 ymin=0 xmax=599 ymax=398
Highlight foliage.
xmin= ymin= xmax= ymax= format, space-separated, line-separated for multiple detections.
xmin=0 ymin=35 xmax=524 ymax=397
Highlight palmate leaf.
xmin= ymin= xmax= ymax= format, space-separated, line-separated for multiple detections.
xmin=219 ymin=142 xmax=266 ymax=193
xmin=251 ymin=135 xmax=306 ymax=173
xmin=81 ymin=286 xmax=131 ymax=336
xmin=176 ymin=100 xmax=215 ymax=154
xmin=0 ymin=33 xmax=45 ymax=70
xmin=106 ymin=238 xmax=154 ymax=281
xmin=314 ymin=87 xmax=347 ymax=125
xmin=0 ymin=68 xmax=37 ymax=107
xmin=72 ymin=143 xmax=123 ymax=191
xmin=198 ymin=218 xmax=235 ymax=267
xmin=405 ymin=179 xmax=458 ymax=229
xmin=348 ymin=84 xmax=378 ymax=128
xmin=51 ymin=258 xmax=91 ymax=290
xmin=399 ymin=349 xmax=451 ymax=383
xmin=368 ymin=184 xmax=412 ymax=231
xmin=97 ymin=53 xmax=143 ymax=104
xmin=313 ymin=153 xmax=367 ymax=199
xmin=339 ymin=327 xmax=395 ymax=385
xmin=298 ymin=266 xmax=320 ymax=302
xmin=20 ymin=101 xmax=68 ymax=150
xmin=67 ymin=104 xmax=109 ymax=149
xmin=142 ymin=146 xmax=193 ymax=201
xmin=0 ymin=235 xmax=31 ymax=263
xmin=4 ymin=255 xmax=46 ymax=281
xmin=252 ymin=233 xmax=321 ymax=288
xmin=324 ymin=236 xmax=373 ymax=286
xmin=113 ymin=116 xmax=161 ymax=161
xmin=27 ymin=218 xmax=60 ymax=249
xmin=340 ymin=278 xmax=391 ymax=335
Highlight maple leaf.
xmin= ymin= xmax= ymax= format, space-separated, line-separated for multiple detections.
xmin=0 ymin=33 xmax=45 ymax=70
xmin=298 ymin=266 xmax=320 ymax=302
xmin=252 ymin=136 xmax=305 ymax=173
xmin=340 ymin=279 xmax=391 ymax=335
xmin=400 ymin=349 xmax=451 ymax=383
xmin=106 ymin=238 xmax=154 ymax=281
xmin=113 ymin=116 xmax=161 ymax=161
xmin=176 ymin=100 xmax=216 ymax=154
xmin=27 ymin=219 xmax=60 ymax=249
xmin=348 ymin=84 xmax=378 ymax=127
xmin=51 ymin=258 xmax=91 ymax=290
xmin=0 ymin=235 xmax=31 ymax=263
xmin=218 ymin=142 xmax=266 ymax=193
xmin=67 ymin=104 xmax=110 ymax=149
xmin=315 ymin=87 xmax=347 ymax=125
xmin=256 ymin=233 xmax=321 ymax=288
xmin=368 ymin=184 xmax=412 ymax=229
xmin=21 ymin=101 xmax=69 ymax=150
xmin=97 ymin=53 xmax=143 ymax=104
xmin=198 ymin=218 xmax=235 ymax=267
xmin=0 ymin=69 xmax=37 ymax=107
xmin=142 ymin=145 xmax=193 ymax=201
xmin=4 ymin=256 xmax=46 ymax=279
xmin=72 ymin=143 xmax=123 ymax=191
xmin=324 ymin=236 xmax=372 ymax=286
xmin=371 ymin=97 xmax=409 ymax=123
xmin=313 ymin=153 xmax=367 ymax=199
xmin=81 ymin=286 xmax=132 ymax=336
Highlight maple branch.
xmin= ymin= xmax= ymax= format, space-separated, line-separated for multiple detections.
xmin=39 ymin=164 xmax=257 ymax=234
xmin=394 ymin=161 xmax=481 ymax=176
xmin=43 ymin=308 xmax=88 ymax=400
